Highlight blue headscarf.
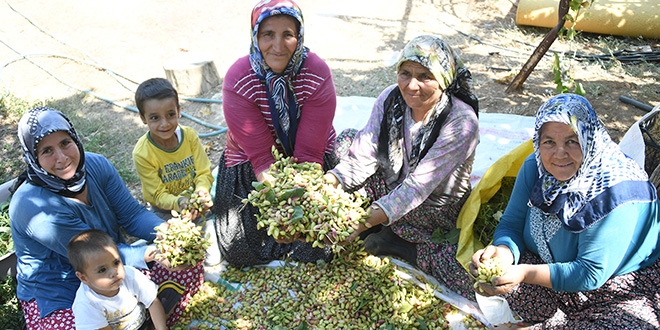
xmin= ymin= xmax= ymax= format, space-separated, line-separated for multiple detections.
xmin=17 ymin=107 xmax=87 ymax=197
xmin=529 ymin=94 xmax=654 ymax=232
xmin=248 ymin=0 xmax=307 ymax=156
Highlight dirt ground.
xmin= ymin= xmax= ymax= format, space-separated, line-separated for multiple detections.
xmin=1 ymin=0 xmax=659 ymax=194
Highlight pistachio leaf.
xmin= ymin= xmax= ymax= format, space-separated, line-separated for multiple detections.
xmin=431 ymin=228 xmax=460 ymax=245
xmin=280 ymin=187 xmax=305 ymax=200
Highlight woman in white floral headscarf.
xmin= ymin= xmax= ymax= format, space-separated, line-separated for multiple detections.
xmin=470 ymin=94 xmax=660 ymax=329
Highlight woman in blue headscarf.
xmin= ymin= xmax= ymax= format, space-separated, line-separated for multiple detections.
xmin=10 ymin=107 xmax=203 ymax=329
xmin=470 ymin=94 xmax=660 ymax=329
xmin=212 ymin=0 xmax=338 ymax=267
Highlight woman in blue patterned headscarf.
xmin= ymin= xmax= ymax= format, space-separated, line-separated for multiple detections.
xmin=248 ymin=0 xmax=307 ymax=156
xmin=470 ymin=94 xmax=660 ymax=329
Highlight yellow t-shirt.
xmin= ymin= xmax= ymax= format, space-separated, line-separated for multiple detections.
xmin=132 ymin=125 xmax=213 ymax=211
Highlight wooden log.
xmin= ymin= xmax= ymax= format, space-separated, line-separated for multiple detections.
xmin=163 ymin=54 xmax=220 ymax=96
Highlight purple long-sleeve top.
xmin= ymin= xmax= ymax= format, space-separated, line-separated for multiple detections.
xmin=330 ymin=85 xmax=479 ymax=224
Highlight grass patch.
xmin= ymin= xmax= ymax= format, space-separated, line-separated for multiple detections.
xmin=0 ymin=276 xmax=24 ymax=330
xmin=0 ymin=202 xmax=12 ymax=256
xmin=0 ymin=95 xmax=37 ymax=184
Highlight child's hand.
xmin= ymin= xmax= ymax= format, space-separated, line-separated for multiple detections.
xmin=194 ymin=188 xmax=213 ymax=214
xmin=177 ymin=196 xmax=189 ymax=212
xmin=176 ymin=196 xmax=195 ymax=220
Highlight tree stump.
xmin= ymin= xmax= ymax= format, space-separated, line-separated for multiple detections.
xmin=163 ymin=54 xmax=220 ymax=96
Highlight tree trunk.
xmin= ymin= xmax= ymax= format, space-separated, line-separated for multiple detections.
xmin=163 ymin=55 xmax=220 ymax=97
xmin=505 ymin=0 xmax=571 ymax=93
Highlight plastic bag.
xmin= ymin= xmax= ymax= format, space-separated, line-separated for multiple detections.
xmin=456 ymin=139 xmax=534 ymax=270
xmin=475 ymin=293 xmax=522 ymax=326
xmin=619 ymin=103 xmax=660 ymax=174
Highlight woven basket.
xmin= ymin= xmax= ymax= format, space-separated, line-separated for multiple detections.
xmin=641 ymin=110 xmax=660 ymax=176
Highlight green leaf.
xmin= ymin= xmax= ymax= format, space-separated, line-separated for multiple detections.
xmin=574 ymin=82 xmax=586 ymax=96
xmin=569 ymin=0 xmax=582 ymax=11
xmin=430 ymin=228 xmax=460 ymax=244
xmin=445 ymin=228 xmax=460 ymax=244
xmin=356 ymin=294 xmax=372 ymax=312
xmin=431 ymin=228 xmax=444 ymax=244
xmin=251 ymin=181 xmax=265 ymax=190
xmin=398 ymin=301 xmax=413 ymax=313
xmin=566 ymin=27 xmax=577 ymax=40
xmin=265 ymin=189 xmax=276 ymax=203
xmin=290 ymin=206 xmax=304 ymax=223
xmin=280 ymin=187 xmax=305 ymax=200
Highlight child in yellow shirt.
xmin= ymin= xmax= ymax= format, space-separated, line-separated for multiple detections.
xmin=132 ymin=78 xmax=214 ymax=221
xmin=133 ymin=78 xmax=220 ymax=266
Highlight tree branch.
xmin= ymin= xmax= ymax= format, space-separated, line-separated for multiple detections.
xmin=505 ymin=0 xmax=571 ymax=93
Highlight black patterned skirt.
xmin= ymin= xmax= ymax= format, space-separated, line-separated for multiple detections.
xmin=506 ymin=252 xmax=660 ymax=329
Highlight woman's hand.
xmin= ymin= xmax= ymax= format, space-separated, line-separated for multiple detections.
xmin=470 ymin=245 xmax=514 ymax=273
xmin=473 ymin=264 xmax=525 ymax=296
xmin=148 ymin=244 xmax=193 ymax=272
xmin=257 ymin=169 xmax=276 ymax=184
xmin=344 ymin=204 xmax=386 ymax=243
xmin=149 ymin=224 xmax=193 ymax=271
xmin=258 ymin=157 xmax=299 ymax=184
xmin=155 ymin=255 xmax=193 ymax=272
xmin=323 ymin=172 xmax=340 ymax=188
xmin=469 ymin=245 xmax=515 ymax=296
xmin=145 ymin=244 xmax=160 ymax=264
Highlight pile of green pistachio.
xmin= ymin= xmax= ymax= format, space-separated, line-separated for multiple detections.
xmin=243 ymin=147 xmax=369 ymax=253
xmin=173 ymin=242 xmax=488 ymax=330
xmin=154 ymin=214 xmax=211 ymax=268
xmin=179 ymin=187 xmax=203 ymax=218
xmin=473 ymin=256 xmax=505 ymax=292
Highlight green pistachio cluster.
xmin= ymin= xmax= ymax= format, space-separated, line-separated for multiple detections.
xmin=173 ymin=241 xmax=487 ymax=329
xmin=154 ymin=214 xmax=211 ymax=268
xmin=473 ymin=256 xmax=505 ymax=292
xmin=243 ymin=146 xmax=369 ymax=253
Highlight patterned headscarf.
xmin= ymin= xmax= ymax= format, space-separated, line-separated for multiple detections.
xmin=377 ymin=35 xmax=479 ymax=180
xmin=17 ymin=107 xmax=86 ymax=197
xmin=529 ymin=94 xmax=654 ymax=232
xmin=249 ymin=0 xmax=307 ymax=156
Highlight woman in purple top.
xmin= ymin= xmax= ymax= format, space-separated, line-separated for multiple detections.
xmin=326 ymin=35 xmax=480 ymax=299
